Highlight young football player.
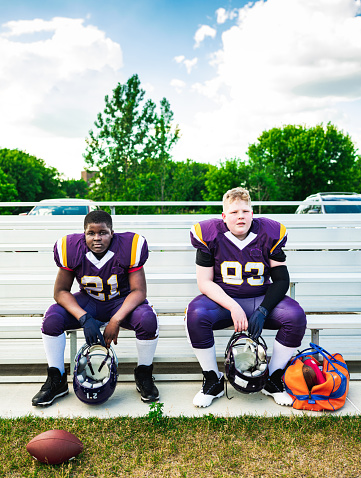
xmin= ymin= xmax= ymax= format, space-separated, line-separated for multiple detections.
xmin=32 ymin=210 xmax=159 ymax=406
xmin=186 ymin=187 xmax=306 ymax=407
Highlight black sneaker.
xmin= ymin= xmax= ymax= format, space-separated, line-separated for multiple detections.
xmin=193 ymin=370 xmax=224 ymax=407
xmin=134 ymin=364 xmax=159 ymax=403
xmin=261 ymin=369 xmax=293 ymax=406
xmin=32 ymin=367 xmax=69 ymax=406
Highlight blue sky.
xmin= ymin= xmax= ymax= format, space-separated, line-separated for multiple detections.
xmin=1 ymin=0 xmax=361 ymax=179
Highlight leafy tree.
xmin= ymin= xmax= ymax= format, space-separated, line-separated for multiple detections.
xmin=201 ymin=159 xmax=250 ymax=213
xmin=247 ymin=123 xmax=360 ymax=202
xmin=61 ymin=179 xmax=89 ymax=198
xmin=0 ymin=149 xmax=64 ymax=214
xmin=84 ymin=74 xmax=156 ymax=204
xmin=0 ymin=167 xmax=18 ymax=214
xmin=141 ymin=98 xmax=180 ymax=205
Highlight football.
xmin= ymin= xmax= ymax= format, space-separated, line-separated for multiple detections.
xmin=302 ymin=364 xmax=317 ymax=391
xmin=26 ymin=429 xmax=83 ymax=465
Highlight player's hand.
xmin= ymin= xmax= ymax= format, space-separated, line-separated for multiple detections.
xmin=230 ymin=304 xmax=248 ymax=332
xmin=248 ymin=306 xmax=269 ymax=340
xmin=103 ymin=318 xmax=120 ymax=348
xmin=78 ymin=313 xmax=106 ymax=347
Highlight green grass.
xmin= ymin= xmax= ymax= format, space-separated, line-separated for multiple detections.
xmin=1 ymin=412 xmax=360 ymax=477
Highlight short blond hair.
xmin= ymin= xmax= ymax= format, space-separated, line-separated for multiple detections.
xmin=222 ymin=187 xmax=252 ymax=210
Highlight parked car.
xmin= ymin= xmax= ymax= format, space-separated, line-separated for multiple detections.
xmin=295 ymin=192 xmax=361 ymax=214
xmin=20 ymin=199 xmax=98 ymax=216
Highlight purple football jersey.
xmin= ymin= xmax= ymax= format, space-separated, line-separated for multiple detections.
xmin=54 ymin=232 xmax=148 ymax=301
xmin=190 ymin=218 xmax=287 ymax=298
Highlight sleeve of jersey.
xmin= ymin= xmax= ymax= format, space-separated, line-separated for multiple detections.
xmin=128 ymin=234 xmax=149 ymax=272
xmin=190 ymin=221 xmax=214 ymax=255
xmin=54 ymin=235 xmax=77 ymax=271
xmin=269 ymin=222 xmax=288 ymax=259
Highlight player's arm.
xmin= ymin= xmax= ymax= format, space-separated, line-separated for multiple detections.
xmin=54 ymin=268 xmax=106 ymax=346
xmin=54 ymin=268 xmax=86 ymax=319
xmin=196 ymin=264 xmax=248 ymax=333
xmin=103 ymin=267 xmax=147 ymax=348
xmin=248 ymin=258 xmax=290 ymax=340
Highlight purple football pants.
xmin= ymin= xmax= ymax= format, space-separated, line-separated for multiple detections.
xmin=42 ymin=291 xmax=158 ymax=340
xmin=186 ymin=294 xmax=306 ymax=349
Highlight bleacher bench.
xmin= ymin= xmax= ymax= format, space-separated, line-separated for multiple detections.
xmin=0 ymin=213 xmax=361 ymax=382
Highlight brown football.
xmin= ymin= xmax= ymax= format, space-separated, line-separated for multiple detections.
xmin=302 ymin=364 xmax=318 ymax=391
xmin=26 ymin=429 xmax=83 ymax=465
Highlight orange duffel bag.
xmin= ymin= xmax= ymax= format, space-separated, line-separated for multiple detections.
xmin=283 ymin=343 xmax=350 ymax=411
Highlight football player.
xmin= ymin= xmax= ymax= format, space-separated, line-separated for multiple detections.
xmin=32 ymin=210 xmax=159 ymax=406
xmin=186 ymin=187 xmax=306 ymax=407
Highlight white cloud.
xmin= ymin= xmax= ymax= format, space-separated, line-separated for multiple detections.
xmin=194 ymin=25 xmax=216 ymax=48
xmin=184 ymin=58 xmax=198 ymax=74
xmin=0 ymin=17 xmax=123 ymax=178
xmin=174 ymin=55 xmax=185 ymax=63
xmin=215 ymin=7 xmax=238 ymax=24
xmin=170 ymin=78 xmax=186 ymax=94
xmin=174 ymin=55 xmax=198 ymax=73
xmin=174 ymin=0 xmax=361 ymax=165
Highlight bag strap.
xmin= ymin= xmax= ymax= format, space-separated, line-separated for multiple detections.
xmin=309 ymin=343 xmax=348 ymax=372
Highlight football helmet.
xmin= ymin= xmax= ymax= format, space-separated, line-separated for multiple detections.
xmin=225 ymin=332 xmax=269 ymax=394
xmin=73 ymin=343 xmax=118 ymax=405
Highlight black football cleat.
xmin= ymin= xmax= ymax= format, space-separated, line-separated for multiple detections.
xmin=32 ymin=367 xmax=69 ymax=406
xmin=134 ymin=364 xmax=159 ymax=403
xmin=193 ymin=370 xmax=224 ymax=407
xmin=261 ymin=369 xmax=293 ymax=406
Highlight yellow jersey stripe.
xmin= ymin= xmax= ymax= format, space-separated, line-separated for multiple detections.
xmin=61 ymin=236 xmax=68 ymax=268
xmin=194 ymin=223 xmax=208 ymax=247
xmin=270 ymin=223 xmax=287 ymax=254
xmin=130 ymin=234 xmax=140 ymax=268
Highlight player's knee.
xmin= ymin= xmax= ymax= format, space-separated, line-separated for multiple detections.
xmin=135 ymin=307 xmax=158 ymax=338
xmin=42 ymin=306 xmax=65 ymax=336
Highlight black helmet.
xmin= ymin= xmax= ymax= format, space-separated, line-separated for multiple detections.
xmin=225 ymin=332 xmax=269 ymax=394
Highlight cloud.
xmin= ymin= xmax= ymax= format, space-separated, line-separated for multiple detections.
xmin=174 ymin=55 xmax=185 ymax=63
xmin=174 ymin=54 xmax=198 ymax=74
xmin=215 ymin=7 xmax=238 ymax=24
xmin=170 ymin=78 xmax=186 ymax=94
xmin=174 ymin=0 xmax=361 ymax=165
xmin=194 ymin=24 xmax=216 ymax=48
xmin=0 ymin=17 xmax=123 ymax=178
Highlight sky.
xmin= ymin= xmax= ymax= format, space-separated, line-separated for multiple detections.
xmin=1 ymin=0 xmax=361 ymax=179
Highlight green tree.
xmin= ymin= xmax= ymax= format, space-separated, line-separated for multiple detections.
xmin=0 ymin=167 xmax=18 ymax=214
xmin=84 ymin=74 xmax=156 ymax=204
xmin=201 ymin=159 xmax=250 ymax=213
xmin=247 ymin=123 xmax=360 ymax=202
xmin=61 ymin=178 xmax=89 ymax=198
xmin=142 ymin=98 xmax=180 ymax=205
xmin=0 ymin=149 xmax=64 ymax=213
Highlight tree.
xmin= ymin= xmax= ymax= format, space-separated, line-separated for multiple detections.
xmin=201 ymin=159 xmax=250 ymax=213
xmin=0 ymin=148 xmax=64 ymax=203
xmin=247 ymin=123 xmax=361 ymax=201
xmin=61 ymin=179 xmax=89 ymax=198
xmin=84 ymin=74 xmax=157 ymax=203
xmin=0 ymin=167 xmax=18 ymax=214
xmin=141 ymin=98 xmax=180 ymax=205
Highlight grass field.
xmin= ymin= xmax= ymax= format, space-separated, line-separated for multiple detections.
xmin=1 ymin=408 xmax=361 ymax=478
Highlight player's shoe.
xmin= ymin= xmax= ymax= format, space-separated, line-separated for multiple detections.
xmin=261 ymin=369 xmax=293 ymax=406
xmin=193 ymin=370 xmax=224 ymax=408
xmin=134 ymin=364 xmax=159 ymax=403
xmin=32 ymin=367 xmax=69 ymax=406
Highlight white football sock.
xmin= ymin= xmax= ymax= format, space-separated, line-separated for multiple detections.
xmin=193 ymin=345 xmax=220 ymax=377
xmin=42 ymin=333 xmax=66 ymax=375
xmin=136 ymin=337 xmax=158 ymax=366
xmin=269 ymin=340 xmax=296 ymax=375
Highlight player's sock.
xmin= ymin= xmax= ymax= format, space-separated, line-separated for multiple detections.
xmin=42 ymin=333 xmax=66 ymax=375
xmin=136 ymin=337 xmax=158 ymax=366
xmin=269 ymin=340 xmax=296 ymax=375
xmin=192 ymin=345 xmax=220 ymax=377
